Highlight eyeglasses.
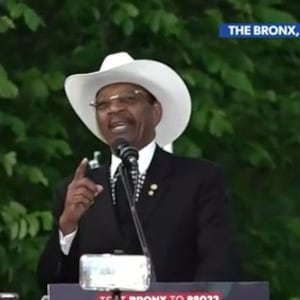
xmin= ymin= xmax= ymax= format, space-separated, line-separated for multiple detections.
xmin=90 ymin=89 xmax=153 ymax=111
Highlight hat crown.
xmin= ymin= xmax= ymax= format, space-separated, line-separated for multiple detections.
xmin=99 ymin=52 xmax=134 ymax=72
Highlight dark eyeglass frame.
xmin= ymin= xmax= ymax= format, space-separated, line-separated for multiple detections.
xmin=89 ymin=89 xmax=155 ymax=111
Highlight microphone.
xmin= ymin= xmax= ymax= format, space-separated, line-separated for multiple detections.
xmin=111 ymin=138 xmax=139 ymax=168
xmin=111 ymin=138 xmax=157 ymax=281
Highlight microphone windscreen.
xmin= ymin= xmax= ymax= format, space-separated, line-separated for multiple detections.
xmin=111 ymin=137 xmax=129 ymax=157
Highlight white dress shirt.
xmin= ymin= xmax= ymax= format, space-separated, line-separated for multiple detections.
xmin=59 ymin=141 xmax=156 ymax=255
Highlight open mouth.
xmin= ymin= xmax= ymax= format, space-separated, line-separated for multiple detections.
xmin=110 ymin=121 xmax=130 ymax=133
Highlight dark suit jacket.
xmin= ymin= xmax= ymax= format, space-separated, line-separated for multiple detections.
xmin=37 ymin=147 xmax=242 ymax=288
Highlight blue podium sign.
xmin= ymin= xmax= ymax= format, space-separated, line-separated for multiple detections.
xmin=48 ymin=282 xmax=269 ymax=300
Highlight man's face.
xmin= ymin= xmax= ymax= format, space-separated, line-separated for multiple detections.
xmin=94 ymin=83 xmax=162 ymax=149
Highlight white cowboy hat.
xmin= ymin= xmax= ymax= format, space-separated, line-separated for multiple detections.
xmin=64 ymin=52 xmax=191 ymax=147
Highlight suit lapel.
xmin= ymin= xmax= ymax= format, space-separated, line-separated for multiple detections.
xmin=80 ymin=165 xmax=123 ymax=252
xmin=137 ymin=147 xmax=172 ymax=228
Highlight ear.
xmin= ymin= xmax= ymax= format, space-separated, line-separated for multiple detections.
xmin=152 ymin=101 xmax=162 ymax=127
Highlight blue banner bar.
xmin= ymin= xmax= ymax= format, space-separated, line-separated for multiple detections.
xmin=219 ymin=23 xmax=300 ymax=38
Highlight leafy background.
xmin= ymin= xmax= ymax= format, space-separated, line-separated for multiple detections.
xmin=0 ymin=0 xmax=300 ymax=299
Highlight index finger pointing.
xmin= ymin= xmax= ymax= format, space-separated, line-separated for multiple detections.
xmin=73 ymin=158 xmax=88 ymax=180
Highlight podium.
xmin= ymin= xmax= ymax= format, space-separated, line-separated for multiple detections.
xmin=48 ymin=282 xmax=269 ymax=300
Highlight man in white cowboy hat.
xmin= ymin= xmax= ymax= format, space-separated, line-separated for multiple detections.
xmin=37 ymin=52 xmax=241 ymax=288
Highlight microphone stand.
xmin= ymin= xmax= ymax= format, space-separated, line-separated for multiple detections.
xmin=111 ymin=289 xmax=121 ymax=300
xmin=118 ymin=163 xmax=157 ymax=282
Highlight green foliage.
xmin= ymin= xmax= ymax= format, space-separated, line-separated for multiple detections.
xmin=0 ymin=0 xmax=300 ymax=299
xmin=0 ymin=65 xmax=18 ymax=98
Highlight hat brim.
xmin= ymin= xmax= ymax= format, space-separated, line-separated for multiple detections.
xmin=64 ymin=59 xmax=191 ymax=147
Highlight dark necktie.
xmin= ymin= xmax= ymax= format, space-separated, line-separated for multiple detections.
xmin=114 ymin=165 xmax=142 ymax=254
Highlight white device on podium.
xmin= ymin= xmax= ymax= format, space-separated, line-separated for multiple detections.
xmin=0 ymin=293 xmax=19 ymax=300
xmin=79 ymin=254 xmax=151 ymax=291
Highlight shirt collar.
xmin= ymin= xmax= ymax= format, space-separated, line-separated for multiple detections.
xmin=110 ymin=140 xmax=156 ymax=177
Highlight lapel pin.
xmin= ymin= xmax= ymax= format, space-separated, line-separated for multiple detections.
xmin=150 ymin=184 xmax=158 ymax=190
xmin=88 ymin=151 xmax=101 ymax=169
xmin=148 ymin=183 xmax=158 ymax=196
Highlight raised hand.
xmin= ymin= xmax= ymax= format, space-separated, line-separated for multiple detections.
xmin=59 ymin=158 xmax=103 ymax=235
